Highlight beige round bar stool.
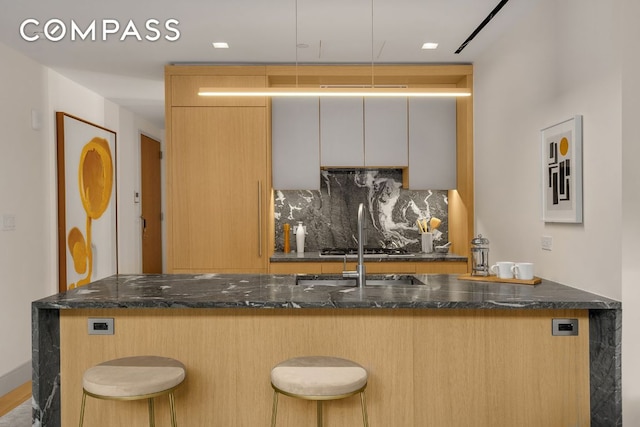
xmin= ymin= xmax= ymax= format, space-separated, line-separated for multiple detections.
xmin=79 ymin=356 xmax=186 ymax=427
xmin=270 ymin=356 xmax=369 ymax=427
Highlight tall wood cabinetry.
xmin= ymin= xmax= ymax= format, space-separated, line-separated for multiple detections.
xmin=165 ymin=67 xmax=269 ymax=273
xmin=166 ymin=65 xmax=474 ymax=272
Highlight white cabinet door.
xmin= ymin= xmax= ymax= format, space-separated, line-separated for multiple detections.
xmin=272 ymin=97 xmax=320 ymax=189
xmin=408 ymin=98 xmax=457 ymax=189
xmin=364 ymin=98 xmax=408 ymax=167
xmin=320 ymin=98 xmax=364 ymax=167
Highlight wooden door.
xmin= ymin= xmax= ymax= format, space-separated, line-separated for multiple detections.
xmin=140 ymin=134 xmax=163 ymax=273
xmin=170 ymin=106 xmax=267 ymax=272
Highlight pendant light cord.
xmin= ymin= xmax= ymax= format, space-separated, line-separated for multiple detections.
xmin=295 ymin=0 xmax=299 ymax=88
xmin=371 ymin=0 xmax=374 ymax=87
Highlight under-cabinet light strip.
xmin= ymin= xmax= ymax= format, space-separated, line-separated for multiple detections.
xmin=198 ymin=87 xmax=471 ymax=97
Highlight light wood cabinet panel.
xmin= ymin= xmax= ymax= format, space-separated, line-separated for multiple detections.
xmin=414 ymin=309 xmax=590 ymax=426
xmin=271 ymin=97 xmax=320 ymax=189
xmin=320 ymin=98 xmax=364 ymax=167
xmin=414 ymin=261 xmax=467 ymax=274
xmin=320 ymin=262 xmax=418 ymax=275
xmin=408 ymin=98 xmax=457 ymax=189
xmin=170 ymin=107 xmax=267 ymax=272
xmin=321 ymin=262 xmax=349 ymax=274
xmin=364 ymin=262 xmax=415 ymax=274
xmin=170 ymin=75 xmax=267 ymax=107
xmin=60 ymin=307 xmax=589 ymax=427
xmin=364 ymin=97 xmax=408 ymax=167
xmin=269 ymin=262 xmax=324 ymax=274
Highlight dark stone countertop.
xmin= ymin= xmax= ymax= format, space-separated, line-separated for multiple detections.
xmin=270 ymin=251 xmax=467 ymax=262
xmin=31 ymin=273 xmax=622 ymax=427
xmin=33 ymin=273 xmax=620 ymax=310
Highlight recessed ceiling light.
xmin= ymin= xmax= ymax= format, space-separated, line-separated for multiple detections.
xmin=212 ymin=42 xmax=229 ymax=49
xmin=421 ymin=42 xmax=438 ymax=50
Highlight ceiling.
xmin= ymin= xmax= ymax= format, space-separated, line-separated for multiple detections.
xmin=0 ymin=0 xmax=534 ymax=129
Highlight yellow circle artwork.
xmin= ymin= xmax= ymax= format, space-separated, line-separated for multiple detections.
xmin=559 ymin=137 xmax=569 ymax=157
xmin=68 ymin=137 xmax=113 ymax=289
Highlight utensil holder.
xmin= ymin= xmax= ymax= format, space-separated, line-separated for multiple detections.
xmin=421 ymin=233 xmax=433 ymax=253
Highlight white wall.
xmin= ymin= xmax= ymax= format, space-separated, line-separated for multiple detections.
xmin=621 ymin=0 xmax=640 ymax=422
xmin=0 ymin=42 xmax=163 ymax=394
xmin=116 ymin=108 xmax=165 ymax=273
xmin=0 ymin=42 xmax=49 ymax=395
xmin=474 ymin=0 xmax=622 ymax=299
xmin=474 ymin=0 xmax=639 ymax=423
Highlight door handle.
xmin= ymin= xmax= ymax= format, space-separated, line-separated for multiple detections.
xmin=141 ymin=216 xmax=147 ymax=237
xmin=257 ymin=181 xmax=262 ymax=257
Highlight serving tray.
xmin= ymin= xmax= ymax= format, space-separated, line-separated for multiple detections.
xmin=457 ymin=273 xmax=542 ymax=286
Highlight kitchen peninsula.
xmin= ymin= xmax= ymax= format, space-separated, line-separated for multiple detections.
xmin=32 ymin=274 xmax=621 ymax=426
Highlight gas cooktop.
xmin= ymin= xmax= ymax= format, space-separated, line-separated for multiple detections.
xmin=319 ymin=247 xmax=414 ymax=257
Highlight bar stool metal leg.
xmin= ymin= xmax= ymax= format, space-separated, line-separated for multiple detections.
xmin=148 ymin=398 xmax=155 ymax=427
xmin=270 ymin=390 xmax=279 ymax=427
xmin=360 ymin=391 xmax=369 ymax=427
xmin=79 ymin=391 xmax=87 ymax=427
xmin=316 ymin=401 xmax=323 ymax=427
xmin=169 ymin=391 xmax=178 ymax=427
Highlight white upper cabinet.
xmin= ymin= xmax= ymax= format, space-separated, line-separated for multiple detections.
xmin=408 ymin=98 xmax=457 ymax=189
xmin=320 ymin=98 xmax=364 ymax=167
xmin=364 ymin=98 xmax=408 ymax=167
xmin=271 ymin=97 xmax=320 ymax=190
xmin=274 ymin=97 xmax=456 ymax=190
xmin=320 ymin=97 xmax=408 ymax=167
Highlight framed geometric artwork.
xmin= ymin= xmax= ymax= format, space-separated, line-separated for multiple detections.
xmin=541 ymin=115 xmax=583 ymax=223
xmin=56 ymin=112 xmax=118 ymax=292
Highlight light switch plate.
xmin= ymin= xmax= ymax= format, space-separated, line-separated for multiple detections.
xmin=2 ymin=214 xmax=15 ymax=231
xmin=31 ymin=109 xmax=42 ymax=130
xmin=541 ymin=235 xmax=553 ymax=251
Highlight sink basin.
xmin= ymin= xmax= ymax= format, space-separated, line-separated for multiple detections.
xmin=295 ymin=275 xmax=420 ymax=287
xmin=367 ymin=276 xmax=416 ymax=286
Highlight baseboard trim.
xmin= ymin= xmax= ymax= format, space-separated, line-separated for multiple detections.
xmin=0 ymin=381 xmax=31 ymax=417
xmin=0 ymin=361 xmax=31 ymax=398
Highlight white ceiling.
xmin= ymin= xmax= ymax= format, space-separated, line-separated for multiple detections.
xmin=0 ymin=0 xmax=535 ymax=128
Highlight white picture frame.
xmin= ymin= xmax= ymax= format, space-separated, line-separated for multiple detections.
xmin=541 ymin=115 xmax=583 ymax=223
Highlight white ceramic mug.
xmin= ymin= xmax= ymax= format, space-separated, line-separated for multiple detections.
xmin=490 ymin=261 xmax=514 ymax=279
xmin=511 ymin=262 xmax=534 ymax=280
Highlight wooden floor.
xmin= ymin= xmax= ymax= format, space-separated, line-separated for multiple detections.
xmin=0 ymin=382 xmax=31 ymax=417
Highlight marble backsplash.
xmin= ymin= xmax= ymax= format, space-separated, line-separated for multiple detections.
xmin=274 ymin=169 xmax=448 ymax=252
